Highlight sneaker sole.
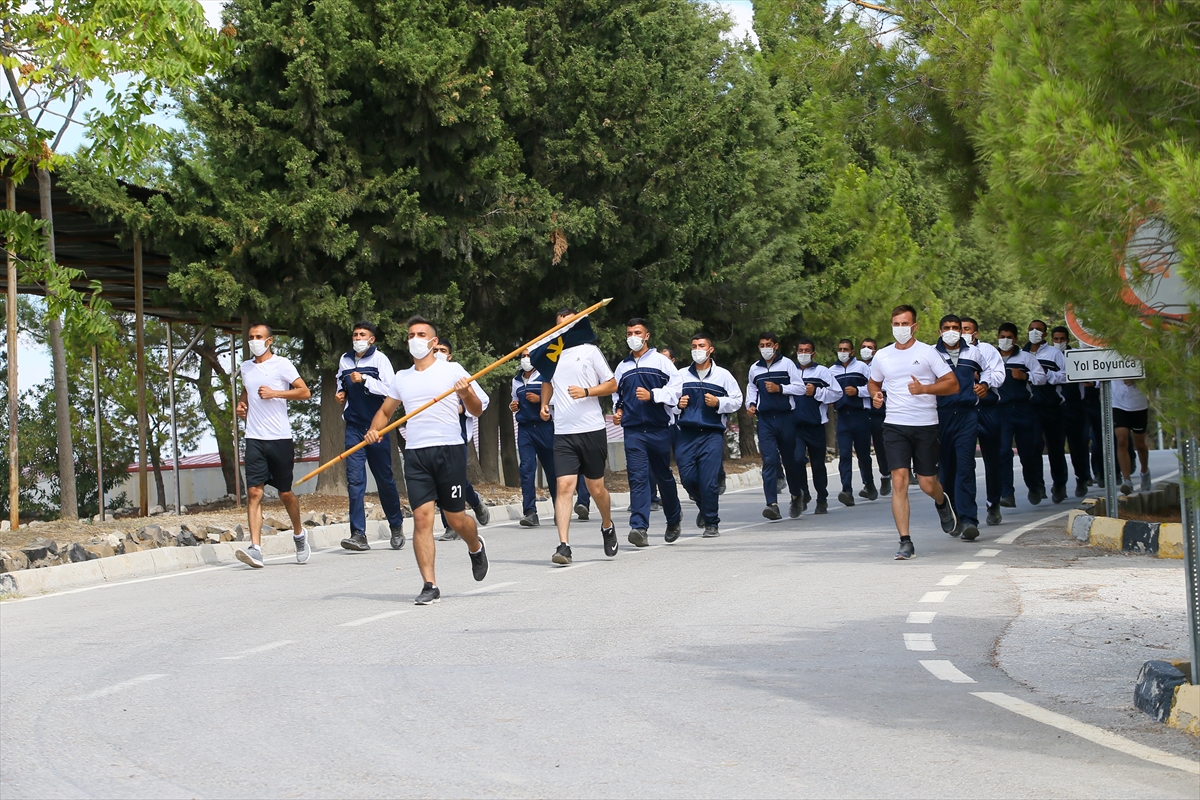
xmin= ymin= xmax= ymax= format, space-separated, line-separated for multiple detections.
xmin=296 ymin=547 xmax=311 ymax=564
xmin=236 ymin=550 xmax=264 ymax=569
xmin=894 ymin=552 xmax=915 ymax=560
xmin=574 ymin=505 xmax=589 ymax=520
xmin=762 ymin=508 xmax=782 ymax=521
xmin=341 ymin=540 xmax=371 ymax=552
xmin=961 ymin=526 xmax=980 ymax=541
xmin=838 ymin=492 xmax=854 ymax=507
xmin=552 ymin=553 xmax=572 ymax=565
xmin=414 ymin=597 xmax=441 ymax=605
xmin=628 ymin=535 xmax=649 ymax=547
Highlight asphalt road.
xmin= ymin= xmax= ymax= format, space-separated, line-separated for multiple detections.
xmin=2 ymin=451 xmax=1196 ymax=798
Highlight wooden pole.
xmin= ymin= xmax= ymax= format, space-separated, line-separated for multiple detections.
xmin=167 ymin=322 xmax=180 ymax=513
xmin=296 ymin=298 xmax=613 ymax=486
xmin=6 ymin=178 xmax=18 ymax=530
xmin=92 ymin=345 xmax=104 ymax=521
xmin=135 ymin=233 xmax=147 ymax=516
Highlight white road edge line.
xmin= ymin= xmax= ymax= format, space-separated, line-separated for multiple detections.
xmin=906 ymin=611 xmax=937 ymax=624
xmin=919 ymin=591 xmax=949 ymax=603
xmin=937 ymin=575 xmax=966 ymax=586
xmin=920 ymin=660 xmax=976 ymax=683
xmin=550 ymin=561 xmax=596 ymax=572
xmin=994 ymin=510 xmax=1072 ymax=545
xmin=904 ymin=633 xmax=936 ymax=651
xmin=86 ymin=673 xmax=168 ymax=699
xmin=459 ymin=581 xmax=518 ymax=596
xmin=340 ymin=609 xmax=413 ymax=627
xmin=971 ymin=692 xmax=1199 ymax=776
xmin=218 ymin=640 xmax=295 ymax=660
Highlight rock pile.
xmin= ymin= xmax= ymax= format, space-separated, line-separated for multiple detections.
xmin=0 ymin=522 xmax=254 ymax=573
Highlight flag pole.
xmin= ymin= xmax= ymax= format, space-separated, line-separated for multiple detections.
xmin=296 ymin=298 xmax=613 ymax=486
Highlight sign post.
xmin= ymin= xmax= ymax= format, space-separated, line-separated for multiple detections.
xmin=1066 ymin=348 xmax=1145 ymax=518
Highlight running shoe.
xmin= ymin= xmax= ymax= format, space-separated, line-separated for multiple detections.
xmin=552 ymin=542 xmax=572 ymax=565
xmin=575 ymin=502 xmax=590 ymax=521
xmin=602 ymin=525 xmax=618 ymax=557
xmin=1051 ymin=484 xmax=1067 ymax=504
xmin=960 ymin=524 xmax=980 ymax=542
xmin=390 ymin=527 xmax=406 ymax=550
xmin=936 ymin=495 xmax=957 ymax=534
xmin=439 ymin=527 xmax=460 ymax=541
xmin=519 ymin=513 xmax=540 ymax=527
xmin=858 ymin=487 xmax=869 ymax=499
xmin=469 ymin=537 xmax=488 ymax=581
xmin=294 ymin=533 xmax=311 ymax=564
xmin=880 ymin=478 xmax=891 ymax=497
xmin=789 ymin=495 xmax=803 ymax=518
xmin=1075 ymin=479 xmax=1088 ymax=498
xmin=762 ymin=503 xmax=782 ymax=521
xmin=628 ymin=528 xmax=649 ymax=548
xmin=986 ymin=505 xmax=1003 ymax=526
xmin=1140 ymin=471 xmax=1152 ymax=492
xmin=414 ymin=583 xmax=441 ymax=605
xmin=838 ymin=490 xmax=855 ymax=507
xmin=802 ymin=490 xmax=812 ymax=505
xmin=665 ymin=522 xmax=681 ymax=543
xmin=702 ymin=525 xmax=720 ymax=538
xmin=894 ymin=539 xmax=915 ymax=560
xmin=696 ymin=510 xmax=705 ymax=528
xmin=1120 ymin=479 xmax=1134 ymax=495
xmin=814 ymin=500 xmax=828 ymax=515
xmin=947 ymin=521 xmax=961 ymax=538
xmin=1028 ymin=487 xmax=1042 ymax=506
xmin=236 ymin=544 xmax=264 ymax=569
xmin=472 ymin=500 xmax=491 ymax=526
xmin=866 ymin=483 xmax=879 ymax=501
xmin=341 ymin=532 xmax=371 ymax=551
xmin=999 ymin=495 xmax=1016 ymax=508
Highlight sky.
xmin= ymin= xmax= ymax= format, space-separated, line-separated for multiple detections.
xmin=9 ymin=0 xmax=757 ymax=455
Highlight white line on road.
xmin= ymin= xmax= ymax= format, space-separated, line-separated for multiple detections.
xmin=920 ymin=660 xmax=976 ymax=683
xmin=937 ymin=575 xmax=966 ymax=586
xmin=919 ymin=591 xmax=949 ymax=603
xmin=957 ymin=562 xmax=984 ymax=570
xmin=459 ymin=581 xmax=518 ymax=596
xmin=340 ymin=609 xmax=413 ymax=627
xmin=976 ymin=549 xmax=1001 ymax=558
xmin=904 ymin=633 xmax=936 ymax=651
xmin=972 ymin=692 xmax=1198 ymax=775
xmin=218 ymin=640 xmax=295 ymax=660
xmin=906 ymin=611 xmax=937 ymax=624
xmin=86 ymin=673 xmax=168 ymax=699
xmin=994 ymin=510 xmax=1071 ymax=545
xmin=550 ymin=561 xmax=596 ymax=572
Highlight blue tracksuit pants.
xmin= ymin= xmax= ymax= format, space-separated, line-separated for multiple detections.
xmin=794 ymin=423 xmax=828 ymax=502
xmin=345 ymin=424 xmax=406 ymax=534
xmin=999 ymin=401 xmax=1045 ymax=498
xmin=938 ymin=406 xmax=979 ymax=525
xmin=678 ymin=428 xmax=724 ymax=527
xmin=625 ymin=427 xmax=681 ymax=530
xmin=518 ymin=422 xmax=555 ymax=516
xmin=977 ymin=405 xmax=1002 ymax=507
xmin=757 ymin=412 xmax=804 ymax=505
xmin=837 ymin=408 xmax=874 ymax=492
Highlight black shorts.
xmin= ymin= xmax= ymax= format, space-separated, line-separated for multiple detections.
xmin=404 ymin=445 xmax=469 ymax=512
xmin=554 ymin=430 xmax=608 ymax=481
xmin=1113 ymin=407 xmax=1149 ymax=434
xmin=882 ymin=423 xmax=940 ymax=477
xmin=245 ymin=438 xmax=295 ymax=493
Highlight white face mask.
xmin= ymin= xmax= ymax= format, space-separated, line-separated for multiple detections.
xmin=691 ymin=348 xmax=709 ymax=365
xmin=796 ymin=353 xmax=813 ymax=366
xmin=408 ymin=337 xmax=431 ymax=359
xmin=941 ymin=330 xmax=961 ymax=347
xmin=961 ymin=332 xmax=974 ymax=345
xmin=860 ymin=347 xmax=874 ymax=361
xmin=1053 ymin=341 xmax=1067 ymax=353
xmin=837 ymin=351 xmax=851 ymax=363
xmin=520 ymin=357 xmax=533 ymax=372
xmin=627 ymin=335 xmax=645 ymax=352
xmin=1028 ymin=329 xmax=1044 ymax=344
xmin=998 ymin=337 xmax=1014 ymax=351
xmin=433 ymin=351 xmax=448 ymax=362
xmin=352 ymin=339 xmax=370 ymax=354
xmin=892 ymin=325 xmax=913 ymax=345
xmin=248 ymin=340 xmax=268 ymax=357
xmin=759 ymin=347 xmax=776 ymax=361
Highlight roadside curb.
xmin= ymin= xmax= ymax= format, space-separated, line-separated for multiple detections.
xmin=1135 ymin=660 xmax=1200 ymax=737
xmin=1065 ymin=509 xmax=1184 ymax=558
xmin=0 ymin=467 xmax=763 ymax=599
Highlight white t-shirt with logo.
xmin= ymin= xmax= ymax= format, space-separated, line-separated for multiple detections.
xmin=549 ymin=343 xmax=614 ymax=435
xmin=386 ymin=359 xmax=489 ymax=450
xmin=240 ymin=354 xmax=302 ymax=440
xmin=868 ymin=341 xmax=952 ymax=427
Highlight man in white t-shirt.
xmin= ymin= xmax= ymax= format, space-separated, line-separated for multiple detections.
xmin=867 ymin=305 xmax=961 ymax=560
xmin=539 ymin=308 xmax=618 ymax=565
xmin=1111 ymin=379 xmax=1151 ymax=494
xmin=364 ymin=316 xmax=490 ymax=605
xmin=235 ymin=323 xmax=311 ymax=569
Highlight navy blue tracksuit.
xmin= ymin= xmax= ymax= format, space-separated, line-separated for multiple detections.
xmin=831 ymin=359 xmax=874 ymax=493
xmin=614 ymin=351 xmax=682 ymax=531
xmin=337 ymin=347 xmax=405 ymax=535
xmin=998 ymin=351 xmax=1046 ymax=499
xmin=790 ymin=364 xmax=841 ymax=504
xmin=935 ymin=342 xmax=986 ymax=527
xmin=670 ymin=362 xmax=743 ymax=527
xmin=746 ymin=357 xmax=806 ymax=505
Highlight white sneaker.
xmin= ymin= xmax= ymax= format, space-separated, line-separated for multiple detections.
xmin=294 ymin=534 xmax=311 ymax=564
xmin=236 ymin=544 xmax=264 ymax=569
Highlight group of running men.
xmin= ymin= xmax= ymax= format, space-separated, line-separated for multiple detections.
xmin=230 ymin=303 xmax=1153 ymax=601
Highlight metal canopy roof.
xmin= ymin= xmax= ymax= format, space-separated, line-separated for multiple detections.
xmin=2 ymin=171 xmax=242 ymax=330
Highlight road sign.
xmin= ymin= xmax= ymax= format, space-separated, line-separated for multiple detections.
xmin=1065 ymin=348 xmax=1145 ymax=383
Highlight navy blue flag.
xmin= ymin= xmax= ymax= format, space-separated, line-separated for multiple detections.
xmin=529 ymin=316 xmax=598 ymax=380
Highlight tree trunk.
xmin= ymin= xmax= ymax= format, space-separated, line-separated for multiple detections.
xmin=466 ymin=432 xmax=486 ymax=486
xmin=194 ymin=332 xmax=237 ymax=495
xmin=37 ymin=167 xmax=78 ymax=519
xmin=315 ymin=371 xmax=346 ymax=495
xmin=479 ymin=384 xmax=502 ymax=484
xmin=499 ymin=396 xmax=519 ymax=488
xmin=149 ymin=446 xmax=166 ymax=509
xmin=737 ymin=406 xmax=759 ymax=459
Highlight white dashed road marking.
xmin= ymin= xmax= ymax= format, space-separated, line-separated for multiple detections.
xmin=340 ymin=609 xmax=413 ymax=627
xmin=937 ymin=575 xmax=966 ymax=586
xmin=957 ymin=562 xmax=984 ymax=570
xmin=86 ymin=673 xmax=168 ymax=699
xmin=904 ymin=633 xmax=936 ymax=651
xmin=919 ymin=591 xmax=949 ymax=603
xmin=976 ymin=549 xmax=1001 ymax=558
xmin=906 ymin=612 xmax=937 ymax=624
xmin=219 ymin=640 xmax=295 ymax=660
xmin=920 ymin=660 xmax=976 ymax=683
xmin=460 ymin=581 xmax=518 ymax=596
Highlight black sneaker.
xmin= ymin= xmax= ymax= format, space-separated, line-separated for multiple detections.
xmin=960 ymin=524 xmax=980 ymax=541
xmin=1039 ymin=485 xmax=1048 ymax=500
xmin=390 ymin=527 xmax=406 ymax=550
xmin=858 ymin=487 xmax=869 ymax=499
xmin=519 ymin=512 xmax=539 ymax=527
xmin=702 ymin=525 xmax=720 ymax=538
xmin=789 ymin=495 xmax=803 ymax=518
xmin=628 ymin=528 xmax=649 ymax=548
xmin=439 ymin=527 xmax=460 ymax=541
xmin=469 ymin=537 xmax=488 ymax=581
xmin=936 ymin=495 xmax=957 ymax=533
xmin=341 ymin=532 xmax=371 ymax=551
xmin=696 ymin=510 xmax=705 ymax=529
xmin=664 ymin=522 xmax=681 ymax=543
xmin=602 ymin=525 xmax=618 ymax=557
xmin=947 ymin=521 xmax=961 ymax=538
xmin=880 ymin=478 xmax=891 ymax=497
xmin=650 ymin=500 xmax=661 ymax=512
xmin=574 ymin=502 xmax=589 ymax=521
xmin=999 ymin=495 xmax=1016 ymax=508
xmin=838 ymin=490 xmax=855 ymax=507
xmin=1050 ymin=484 xmax=1066 ymax=504
xmin=717 ymin=473 xmax=726 ymax=495
xmin=552 ymin=542 xmax=572 ymax=565
xmin=814 ymin=500 xmax=828 ymax=515
xmin=414 ymin=582 xmax=441 ymax=605
xmin=1028 ymin=487 xmax=1042 ymax=506
xmin=1074 ymin=480 xmax=1088 ymax=498
xmin=762 ymin=503 xmax=782 ymax=521
xmin=472 ymin=500 xmax=491 ymax=526
xmin=866 ymin=483 xmax=879 ymax=501
xmin=986 ymin=505 xmax=1003 ymax=526
xmin=895 ymin=539 xmax=915 ymax=560
xmin=802 ymin=490 xmax=812 ymax=505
